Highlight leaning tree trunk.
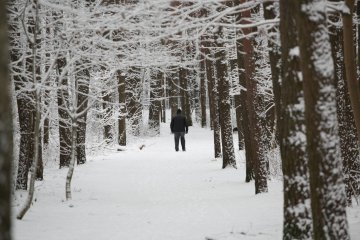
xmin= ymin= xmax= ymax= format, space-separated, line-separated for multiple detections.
xmin=329 ymin=13 xmax=360 ymax=205
xmin=215 ymin=26 xmax=236 ymax=169
xmin=117 ymin=70 xmax=127 ymax=146
xmin=76 ymin=61 xmax=90 ymax=164
xmin=279 ymin=0 xmax=313 ymax=238
xmin=296 ymin=1 xmax=350 ymax=239
xmin=17 ymin=0 xmax=42 ymax=219
xmin=0 ymin=1 xmax=13 ymax=237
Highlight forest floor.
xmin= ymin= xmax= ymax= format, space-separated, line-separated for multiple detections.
xmin=12 ymin=123 xmax=360 ymax=240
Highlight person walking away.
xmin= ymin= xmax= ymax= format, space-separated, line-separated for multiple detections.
xmin=170 ymin=109 xmax=188 ymax=151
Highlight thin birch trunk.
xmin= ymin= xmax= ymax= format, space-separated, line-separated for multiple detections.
xmin=17 ymin=0 xmax=42 ymax=219
xmin=65 ymin=119 xmax=77 ymax=200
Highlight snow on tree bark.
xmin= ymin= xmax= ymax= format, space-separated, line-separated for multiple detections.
xmin=215 ymin=26 xmax=236 ymax=169
xmin=117 ymin=70 xmax=127 ymax=146
xmin=0 ymin=0 xmax=13 ymax=237
xmin=237 ymin=1 xmax=267 ymax=192
xmin=200 ymin=36 xmax=207 ymax=128
xmin=11 ymin=2 xmax=36 ymax=188
xmin=185 ymin=43 xmax=193 ymax=127
xmin=17 ymin=0 xmax=43 ymax=219
xmin=296 ymin=1 xmax=350 ymax=239
xmin=263 ymin=1 xmax=281 ymax=142
xmin=102 ymin=90 xmax=114 ymax=143
xmin=76 ymin=61 xmax=90 ymax=164
xmin=57 ymin=56 xmax=72 ymax=168
xmin=205 ymin=42 xmax=214 ymax=131
xmin=235 ymin=21 xmax=254 ymax=182
xmin=279 ymin=1 xmax=312 ymax=238
xmin=329 ymin=15 xmax=360 ymax=205
xmin=160 ymin=73 xmax=166 ymax=123
xmin=126 ymin=66 xmax=143 ymax=136
xmin=209 ymin=50 xmax=222 ymax=159
xmin=149 ymin=70 xmax=161 ymax=136
xmin=342 ymin=0 xmax=360 ymax=144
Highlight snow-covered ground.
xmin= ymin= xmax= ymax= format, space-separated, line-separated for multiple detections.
xmin=12 ymin=123 xmax=360 ymax=240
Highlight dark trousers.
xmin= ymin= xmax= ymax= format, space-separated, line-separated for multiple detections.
xmin=174 ymin=132 xmax=185 ymax=151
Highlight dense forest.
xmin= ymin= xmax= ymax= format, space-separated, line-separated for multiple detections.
xmin=1 ymin=0 xmax=360 ymax=239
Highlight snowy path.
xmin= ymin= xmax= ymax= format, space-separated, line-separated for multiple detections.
xmin=13 ymin=124 xmax=360 ymax=240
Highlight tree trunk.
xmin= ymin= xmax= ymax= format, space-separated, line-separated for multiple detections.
xmin=200 ymin=38 xmax=207 ymax=128
xmin=234 ymin=95 xmax=244 ymax=151
xmin=57 ymin=57 xmax=72 ymax=168
xmin=117 ymin=70 xmax=127 ymax=146
xmin=215 ymin=27 xmax=236 ymax=169
xmin=168 ymin=69 xmax=179 ymax=118
xmin=208 ymin=51 xmax=222 ymax=159
xmin=149 ymin=70 xmax=161 ymax=136
xmin=76 ymin=62 xmax=90 ymax=164
xmin=342 ymin=0 xmax=360 ymax=142
xmin=103 ymin=91 xmax=114 ymax=143
xmin=358 ymin=0 xmax=360 ymax=71
xmin=13 ymin=8 xmax=36 ymax=188
xmin=205 ymin=46 xmax=214 ymax=130
xmin=126 ymin=66 xmax=142 ymax=136
xmin=161 ymin=73 xmax=166 ymax=123
xmin=179 ymin=66 xmax=192 ymax=126
xmin=184 ymin=42 xmax=193 ymax=126
xmin=296 ymin=1 xmax=350 ymax=239
xmin=238 ymin=1 xmax=268 ymax=192
xmin=17 ymin=0 xmax=42 ymax=219
xmin=279 ymin=1 xmax=313 ymax=238
xmin=329 ymin=13 xmax=360 ymax=206
xmin=0 ymin=1 xmax=13 ymax=236
xmin=66 ymin=117 xmax=77 ymax=200
xmin=263 ymin=1 xmax=281 ymax=141
xmin=235 ymin=41 xmax=254 ymax=182
xmin=234 ymin=0 xmax=254 ymax=182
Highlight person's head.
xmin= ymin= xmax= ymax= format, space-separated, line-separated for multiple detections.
xmin=177 ymin=109 xmax=182 ymax=115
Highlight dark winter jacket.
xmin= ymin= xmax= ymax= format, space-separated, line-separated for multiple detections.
xmin=170 ymin=115 xmax=188 ymax=133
